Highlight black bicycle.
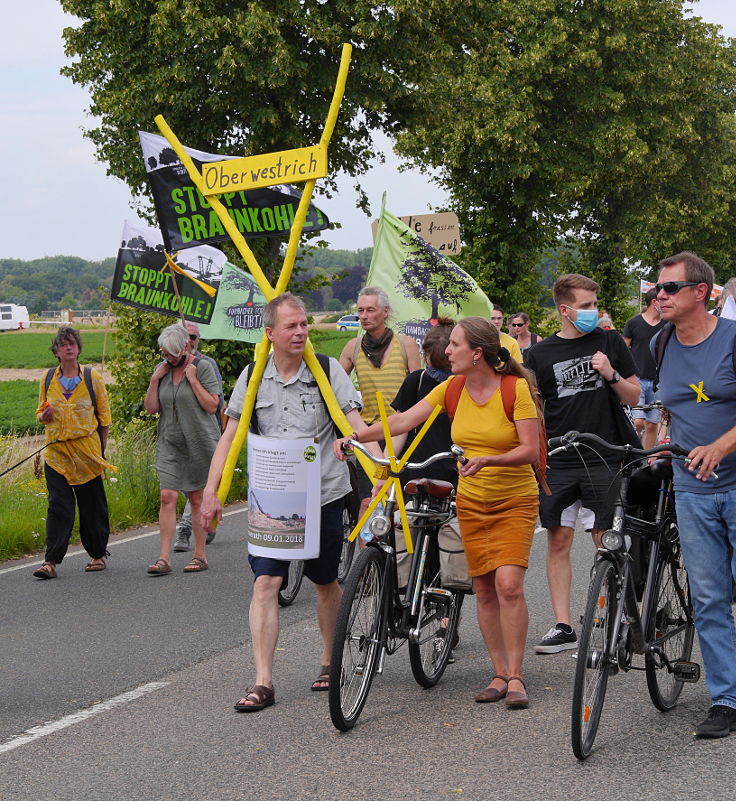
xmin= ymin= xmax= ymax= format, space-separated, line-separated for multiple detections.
xmin=549 ymin=431 xmax=699 ymax=760
xmin=328 ymin=440 xmax=467 ymax=731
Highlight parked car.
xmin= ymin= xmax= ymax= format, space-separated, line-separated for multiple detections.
xmin=336 ymin=314 xmax=360 ymax=331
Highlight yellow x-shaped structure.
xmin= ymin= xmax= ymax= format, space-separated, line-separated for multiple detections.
xmin=155 ymin=43 xmax=438 ymax=554
xmin=689 ymin=381 xmax=710 ymax=403
xmin=348 ymin=393 xmax=442 ymax=553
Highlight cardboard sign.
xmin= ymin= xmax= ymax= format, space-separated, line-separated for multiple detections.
xmin=372 ymin=211 xmax=461 ymax=255
xmin=201 ymin=145 xmax=328 ymax=195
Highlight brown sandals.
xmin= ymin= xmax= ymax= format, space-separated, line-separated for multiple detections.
xmin=183 ymin=557 xmax=208 ymax=573
xmin=475 ymin=675 xmax=508 ymax=703
xmin=33 ymin=562 xmax=57 ymax=580
xmin=234 ymin=685 xmax=275 ymax=713
xmin=85 ymin=557 xmax=107 ymax=572
xmin=505 ymin=676 xmax=529 ymax=709
xmin=147 ymin=558 xmax=172 ymax=576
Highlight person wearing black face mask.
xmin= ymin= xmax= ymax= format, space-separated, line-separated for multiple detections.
xmin=144 ymin=323 xmax=221 ymax=575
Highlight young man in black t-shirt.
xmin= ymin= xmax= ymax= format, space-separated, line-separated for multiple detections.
xmin=622 ymin=288 xmax=665 ymax=449
xmin=525 ymin=274 xmax=639 ymax=654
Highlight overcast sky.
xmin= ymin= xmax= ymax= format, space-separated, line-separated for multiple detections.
xmin=2 ymin=1 xmax=735 ymax=262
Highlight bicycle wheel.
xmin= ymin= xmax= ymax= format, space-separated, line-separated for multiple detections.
xmin=408 ymin=540 xmax=462 ymax=688
xmin=337 ymin=478 xmax=359 ymax=584
xmin=571 ymin=558 xmax=618 ymax=760
xmin=277 ymin=559 xmax=305 ymax=607
xmin=329 ymin=546 xmax=386 ymax=731
xmin=645 ymin=536 xmax=695 ymax=711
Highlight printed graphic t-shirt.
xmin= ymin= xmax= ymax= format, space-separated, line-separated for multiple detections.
xmin=525 ymin=329 xmax=637 ymax=462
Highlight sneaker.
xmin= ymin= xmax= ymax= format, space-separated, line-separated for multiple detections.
xmin=534 ymin=624 xmax=578 ymax=654
xmin=695 ymin=705 xmax=736 ymax=739
xmin=206 ymin=530 xmax=216 ymax=545
xmin=173 ymin=526 xmax=191 ymax=552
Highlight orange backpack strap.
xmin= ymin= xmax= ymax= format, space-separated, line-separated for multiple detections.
xmin=499 ymin=374 xmax=518 ymax=423
xmin=444 ymin=375 xmax=466 ymax=419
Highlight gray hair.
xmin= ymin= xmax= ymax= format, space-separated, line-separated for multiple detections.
xmin=262 ymin=292 xmax=307 ymax=329
xmin=186 ymin=321 xmax=200 ymax=335
xmin=158 ymin=323 xmax=189 ymax=356
xmin=722 ymin=277 xmax=736 ymax=301
xmin=358 ymin=286 xmax=390 ymax=310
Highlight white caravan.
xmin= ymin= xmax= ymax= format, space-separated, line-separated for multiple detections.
xmin=0 ymin=304 xmax=30 ymax=331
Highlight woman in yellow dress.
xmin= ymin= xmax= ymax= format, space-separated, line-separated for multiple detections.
xmin=335 ymin=317 xmax=539 ymax=707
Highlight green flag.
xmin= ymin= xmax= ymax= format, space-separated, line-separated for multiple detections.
xmin=367 ymin=202 xmax=491 ymax=346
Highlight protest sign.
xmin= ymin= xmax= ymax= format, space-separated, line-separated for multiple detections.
xmin=247 ymin=434 xmax=321 ymax=559
xmin=367 ymin=202 xmax=491 ymax=348
xmin=139 ymin=131 xmax=330 ymax=251
xmin=111 ymin=221 xmax=265 ymax=341
xmin=202 ymin=144 xmax=327 ymax=194
xmin=371 ymin=211 xmax=461 ymax=255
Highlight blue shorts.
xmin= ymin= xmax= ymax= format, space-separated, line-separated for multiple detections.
xmin=248 ymin=497 xmax=344 ymax=587
xmin=631 ymin=378 xmax=660 ymax=424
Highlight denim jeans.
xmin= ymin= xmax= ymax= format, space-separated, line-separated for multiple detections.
xmin=675 ymin=490 xmax=736 ymax=709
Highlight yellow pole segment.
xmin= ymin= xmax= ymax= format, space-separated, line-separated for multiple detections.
xmin=165 ymin=252 xmax=217 ymax=297
xmin=320 ymin=44 xmax=353 ymax=148
xmin=154 ymin=115 xmax=274 ymax=300
xmin=216 ymin=335 xmax=272 ymax=505
xmin=397 ymin=405 xmax=441 ymax=470
xmin=348 ymin=478 xmax=394 ymax=540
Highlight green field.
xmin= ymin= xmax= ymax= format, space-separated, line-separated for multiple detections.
xmin=309 ymin=329 xmax=353 ymax=359
xmin=0 ymin=330 xmax=117 ymax=368
xmin=0 ymin=381 xmax=43 ymax=435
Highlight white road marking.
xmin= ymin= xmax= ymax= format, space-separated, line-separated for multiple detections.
xmin=0 ymin=681 xmax=170 ymax=755
xmin=0 ymin=507 xmax=247 ymax=576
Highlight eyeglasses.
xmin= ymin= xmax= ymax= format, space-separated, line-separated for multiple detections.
xmin=510 ymin=322 xmax=525 ymax=327
xmin=655 ymin=281 xmax=700 ymax=295
xmin=189 ymin=334 xmax=198 ymax=341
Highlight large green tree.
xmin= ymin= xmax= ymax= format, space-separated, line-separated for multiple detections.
xmin=394 ymin=0 xmax=736 ymax=323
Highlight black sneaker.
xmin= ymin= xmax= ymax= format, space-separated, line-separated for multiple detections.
xmin=695 ymin=705 xmax=736 ymax=739
xmin=534 ymin=624 xmax=577 ymax=654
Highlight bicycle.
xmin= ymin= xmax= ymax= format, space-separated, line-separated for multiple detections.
xmin=278 ymin=462 xmax=360 ymax=605
xmin=328 ymin=440 xmax=467 ymax=731
xmin=548 ymin=430 xmax=699 ymax=760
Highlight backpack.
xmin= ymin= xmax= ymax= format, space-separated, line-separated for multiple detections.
xmin=246 ymin=352 xmax=334 ymax=435
xmin=653 ymin=321 xmax=736 ymax=391
xmin=443 ymin=374 xmax=551 ymax=496
xmin=44 ymin=365 xmax=104 ymax=453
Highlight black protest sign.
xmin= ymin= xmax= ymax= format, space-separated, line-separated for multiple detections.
xmin=111 ymin=244 xmax=215 ymax=324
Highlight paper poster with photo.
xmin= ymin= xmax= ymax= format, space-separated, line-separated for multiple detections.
xmin=246 ymin=434 xmax=321 ymax=559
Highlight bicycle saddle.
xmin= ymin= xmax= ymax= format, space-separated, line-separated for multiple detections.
xmin=403 ymin=478 xmax=455 ymax=498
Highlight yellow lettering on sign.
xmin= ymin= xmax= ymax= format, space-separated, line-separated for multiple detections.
xmin=201 ymin=145 xmax=327 ymax=195
xmin=689 ymin=381 xmax=710 ymax=402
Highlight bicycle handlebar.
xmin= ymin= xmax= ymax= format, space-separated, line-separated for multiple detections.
xmin=343 ymin=440 xmax=466 ymax=471
xmin=547 ymin=430 xmax=690 ymax=459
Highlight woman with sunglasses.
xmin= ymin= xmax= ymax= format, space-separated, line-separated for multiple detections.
xmin=144 ymin=323 xmax=221 ymax=574
xmin=507 ymin=313 xmax=540 ymax=363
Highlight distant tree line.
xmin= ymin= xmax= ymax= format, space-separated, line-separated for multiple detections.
xmin=0 ymin=256 xmax=115 ymax=314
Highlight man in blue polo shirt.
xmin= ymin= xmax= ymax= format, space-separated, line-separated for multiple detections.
xmin=654 ymin=250 xmax=736 ymax=739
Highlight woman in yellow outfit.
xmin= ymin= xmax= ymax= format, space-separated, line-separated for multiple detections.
xmin=334 ymin=317 xmax=538 ymax=707
xmin=33 ymin=327 xmax=114 ymax=579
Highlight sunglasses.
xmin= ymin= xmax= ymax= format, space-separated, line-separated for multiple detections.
xmin=655 ymin=281 xmax=700 ymax=295
xmin=189 ymin=334 xmax=198 ymax=341
xmin=510 ymin=322 xmax=525 ymax=327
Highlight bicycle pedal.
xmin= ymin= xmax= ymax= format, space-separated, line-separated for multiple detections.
xmin=672 ymin=660 xmax=700 ymax=682
xmin=425 ymin=587 xmax=453 ymax=601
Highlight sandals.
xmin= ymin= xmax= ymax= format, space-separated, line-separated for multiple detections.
xmin=505 ymin=676 xmax=529 ymax=709
xmin=311 ymin=665 xmax=331 ymax=692
xmin=234 ymin=684 xmax=275 ymax=713
xmin=475 ymin=675 xmax=508 ymax=703
xmin=33 ymin=562 xmax=57 ymax=580
xmin=183 ymin=557 xmax=208 ymax=573
xmin=85 ymin=557 xmax=107 ymax=572
xmin=147 ymin=558 xmax=172 ymax=576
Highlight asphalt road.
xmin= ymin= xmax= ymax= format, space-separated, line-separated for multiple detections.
xmin=0 ymin=506 xmax=731 ymax=801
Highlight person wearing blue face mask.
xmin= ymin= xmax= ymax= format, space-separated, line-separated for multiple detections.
xmin=525 ymin=274 xmax=640 ymax=655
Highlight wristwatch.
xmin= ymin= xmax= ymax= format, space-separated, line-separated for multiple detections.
xmin=607 ymin=370 xmax=621 ymax=384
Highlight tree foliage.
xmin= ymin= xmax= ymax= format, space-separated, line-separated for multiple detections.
xmin=394 ymin=0 xmax=736 ymax=324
